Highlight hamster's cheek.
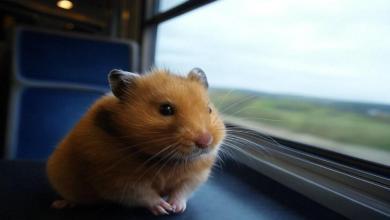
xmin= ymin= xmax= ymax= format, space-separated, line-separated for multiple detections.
xmin=209 ymin=118 xmax=226 ymax=145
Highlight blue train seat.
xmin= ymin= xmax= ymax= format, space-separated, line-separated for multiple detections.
xmin=5 ymin=27 xmax=138 ymax=159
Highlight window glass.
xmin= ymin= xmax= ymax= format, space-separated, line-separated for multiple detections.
xmin=157 ymin=0 xmax=188 ymax=13
xmin=155 ymin=0 xmax=390 ymax=165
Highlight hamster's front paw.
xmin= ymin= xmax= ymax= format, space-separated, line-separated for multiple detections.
xmin=168 ymin=197 xmax=187 ymax=213
xmin=148 ymin=198 xmax=173 ymax=215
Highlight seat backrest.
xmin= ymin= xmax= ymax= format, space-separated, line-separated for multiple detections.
xmin=5 ymin=27 xmax=138 ymax=159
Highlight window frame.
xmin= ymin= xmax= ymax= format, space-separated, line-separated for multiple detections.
xmin=141 ymin=1 xmax=390 ymax=219
xmin=141 ymin=0 xmax=216 ymax=70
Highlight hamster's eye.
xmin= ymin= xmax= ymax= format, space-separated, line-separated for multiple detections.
xmin=159 ymin=103 xmax=175 ymax=116
xmin=208 ymin=106 xmax=212 ymax=114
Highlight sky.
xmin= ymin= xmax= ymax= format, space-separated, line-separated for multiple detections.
xmin=155 ymin=0 xmax=390 ymax=105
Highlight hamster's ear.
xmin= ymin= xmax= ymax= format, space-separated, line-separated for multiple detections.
xmin=108 ymin=69 xmax=139 ymax=99
xmin=188 ymin=67 xmax=208 ymax=89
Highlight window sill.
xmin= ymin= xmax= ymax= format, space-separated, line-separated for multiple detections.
xmin=224 ymin=121 xmax=390 ymax=220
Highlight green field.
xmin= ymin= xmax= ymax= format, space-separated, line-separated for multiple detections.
xmin=210 ymin=88 xmax=390 ymax=151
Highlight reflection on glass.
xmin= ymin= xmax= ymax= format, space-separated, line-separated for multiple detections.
xmin=155 ymin=0 xmax=390 ymax=165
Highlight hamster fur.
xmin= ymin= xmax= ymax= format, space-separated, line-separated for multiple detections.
xmin=46 ymin=68 xmax=225 ymax=215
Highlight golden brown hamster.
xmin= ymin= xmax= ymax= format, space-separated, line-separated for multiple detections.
xmin=46 ymin=68 xmax=226 ymax=215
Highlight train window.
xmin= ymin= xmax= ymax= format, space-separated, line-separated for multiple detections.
xmin=153 ymin=0 xmax=390 ymax=166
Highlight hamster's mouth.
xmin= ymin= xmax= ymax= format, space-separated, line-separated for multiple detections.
xmin=190 ymin=147 xmax=211 ymax=157
xmin=174 ymin=146 xmax=213 ymax=161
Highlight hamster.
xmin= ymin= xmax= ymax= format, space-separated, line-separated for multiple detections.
xmin=46 ymin=68 xmax=226 ymax=215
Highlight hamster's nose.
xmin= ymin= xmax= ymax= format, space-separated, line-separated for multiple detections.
xmin=195 ymin=132 xmax=213 ymax=149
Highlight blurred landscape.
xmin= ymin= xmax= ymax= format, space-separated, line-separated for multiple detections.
xmin=210 ymin=88 xmax=390 ymax=154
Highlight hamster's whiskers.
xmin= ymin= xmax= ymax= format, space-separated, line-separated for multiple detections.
xmin=221 ymin=129 xmax=279 ymax=158
xmin=219 ymin=94 xmax=257 ymax=115
xmin=95 ymin=137 xmax=179 ymax=176
xmin=213 ymin=91 xmax=282 ymax=124
xmin=135 ymin=143 xmax=181 ymax=183
xmin=227 ymin=128 xmax=280 ymax=148
xmin=135 ymin=142 xmax=179 ymax=172
xmin=213 ymin=88 xmax=236 ymax=108
xmin=215 ymin=147 xmax=233 ymax=163
xmin=149 ymin=145 xmax=183 ymax=183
